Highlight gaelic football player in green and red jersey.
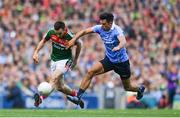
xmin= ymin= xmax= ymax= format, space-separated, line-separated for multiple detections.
xmin=33 ymin=21 xmax=84 ymax=108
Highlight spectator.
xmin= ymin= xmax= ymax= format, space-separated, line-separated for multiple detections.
xmin=167 ymin=63 xmax=178 ymax=108
xmin=3 ymin=79 xmax=25 ymax=108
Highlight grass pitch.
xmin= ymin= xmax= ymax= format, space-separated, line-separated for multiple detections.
xmin=0 ymin=109 xmax=180 ymax=117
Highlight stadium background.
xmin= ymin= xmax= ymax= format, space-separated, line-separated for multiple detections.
xmin=0 ymin=0 xmax=179 ymax=110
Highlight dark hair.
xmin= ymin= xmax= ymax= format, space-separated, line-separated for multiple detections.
xmin=99 ymin=12 xmax=114 ymax=23
xmin=54 ymin=21 xmax=65 ymax=30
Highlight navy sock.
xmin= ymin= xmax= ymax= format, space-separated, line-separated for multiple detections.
xmin=77 ymin=88 xmax=85 ymax=99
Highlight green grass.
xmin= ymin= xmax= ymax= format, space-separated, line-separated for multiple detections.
xmin=0 ymin=109 xmax=180 ymax=117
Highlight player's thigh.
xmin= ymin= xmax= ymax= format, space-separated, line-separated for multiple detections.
xmin=50 ymin=59 xmax=69 ymax=75
xmin=88 ymin=61 xmax=105 ymax=76
xmin=50 ymin=69 xmax=64 ymax=87
xmin=114 ymin=60 xmax=131 ymax=88
xmin=96 ymin=56 xmax=114 ymax=75
xmin=114 ymin=60 xmax=131 ymax=80
xmin=50 ymin=60 xmax=67 ymax=88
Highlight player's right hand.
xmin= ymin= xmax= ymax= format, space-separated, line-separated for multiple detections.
xmin=33 ymin=53 xmax=39 ymax=64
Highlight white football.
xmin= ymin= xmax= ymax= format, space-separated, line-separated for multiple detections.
xmin=37 ymin=82 xmax=53 ymax=96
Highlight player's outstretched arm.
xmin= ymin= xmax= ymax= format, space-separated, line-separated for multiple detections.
xmin=33 ymin=38 xmax=47 ymax=64
xmin=66 ymin=27 xmax=94 ymax=49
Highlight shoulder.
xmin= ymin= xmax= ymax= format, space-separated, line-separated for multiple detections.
xmin=113 ymin=24 xmax=124 ymax=36
xmin=47 ymin=29 xmax=55 ymax=34
xmin=44 ymin=29 xmax=55 ymax=40
xmin=114 ymin=24 xmax=123 ymax=32
xmin=92 ymin=25 xmax=102 ymax=33
xmin=45 ymin=29 xmax=55 ymax=37
xmin=92 ymin=25 xmax=102 ymax=29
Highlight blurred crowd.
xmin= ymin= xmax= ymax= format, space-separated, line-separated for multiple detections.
xmin=0 ymin=0 xmax=179 ymax=108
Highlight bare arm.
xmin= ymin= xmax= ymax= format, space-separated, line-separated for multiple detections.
xmin=66 ymin=28 xmax=94 ymax=49
xmin=74 ymin=40 xmax=82 ymax=62
xmin=73 ymin=27 xmax=94 ymax=40
xmin=112 ymin=35 xmax=126 ymax=51
xmin=34 ymin=38 xmax=47 ymax=54
xmin=71 ymin=40 xmax=82 ymax=68
xmin=33 ymin=38 xmax=48 ymax=64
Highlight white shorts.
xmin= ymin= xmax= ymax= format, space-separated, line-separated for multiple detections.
xmin=50 ymin=59 xmax=73 ymax=88
xmin=50 ymin=59 xmax=69 ymax=75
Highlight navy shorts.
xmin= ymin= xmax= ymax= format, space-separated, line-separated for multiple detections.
xmin=100 ymin=56 xmax=131 ymax=79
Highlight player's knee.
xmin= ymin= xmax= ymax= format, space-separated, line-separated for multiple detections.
xmin=124 ymin=85 xmax=131 ymax=91
xmin=57 ymin=86 xmax=63 ymax=91
xmin=52 ymin=77 xmax=63 ymax=90
xmin=87 ymin=70 xmax=95 ymax=77
xmin=57 ymin=84 xmax=65 ymax=92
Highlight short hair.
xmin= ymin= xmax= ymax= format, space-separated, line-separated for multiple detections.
xmin=99 ymin=12 xmax=114 ymax=23
xmin=54 ymin=21 xmax=65 ymax=30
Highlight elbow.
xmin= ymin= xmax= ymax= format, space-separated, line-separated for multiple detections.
xmin=41 ymin=39 xmax=47 ymax=45
xmin=122 ymin=37 xmax=127 ymax=47
xmin=118 ymin=36 xmax=127 ymax=48
xmin=75 ymin=40 xmax=82 ymax=48
xmin=78 ymin=40 xmax=82 ymax=46
xmin=120 ymin=40 xmax=126 ymax=48
xmin=77 ymin=42 xmax=82 ymax=49
xmin=78 ymin=41 xmax=82 ymax=49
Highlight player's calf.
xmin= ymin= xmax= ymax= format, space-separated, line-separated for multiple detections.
xmin=57 ymin=85 xmax=77 ymax=96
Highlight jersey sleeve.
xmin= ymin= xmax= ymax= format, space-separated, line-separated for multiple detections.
xmin=92 ymin=25 xmax=101 ymax=34
xmin=116 ymin=26 xmax=125 ymax=37
xmin=44 ymin=30 xmax=52 ymax=41
xmin=68 ymin=31 xmax=74 ymax=39
xmin=66 ymin=31 xmax=74 ymax=40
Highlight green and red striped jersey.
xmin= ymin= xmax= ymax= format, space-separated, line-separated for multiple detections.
xmin=44 ymin=29 xmax=73 ymax=61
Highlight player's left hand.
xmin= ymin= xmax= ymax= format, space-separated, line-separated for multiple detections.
xmin=112 ymin=46 xmax=120 ymax=51
xmin=66 ymin=38 xmax=76 ymax=49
